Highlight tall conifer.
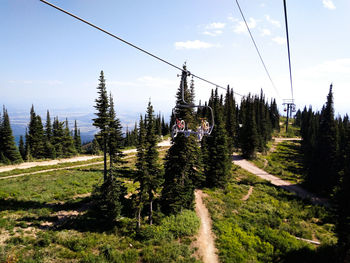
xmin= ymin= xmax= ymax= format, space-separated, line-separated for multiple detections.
xmin=93 ymin=71 xmax=110 ymax=182
xmin=205 ymin=88 xmax=232 ymax=188
xmin=0 ymin=107 xmax=22 ymax=164
xmin=161 ymin=66 xmax=203 ymax=215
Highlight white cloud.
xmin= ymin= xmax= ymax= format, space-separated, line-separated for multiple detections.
xmin=322 ymin=0 xmax=336 ymax=10
xmin=202 ymin=22 xmax=225 ymax=37
xmin=272 ymin=36 xmax=286 ymax=45
xmin=227 ymin=15 xmax=239 ymax=22
xmin=261 ymin=28 xmax=271 ymax=36
xmin=265 ymin=15 xmax=281 ymax=27
xmin=206 ymin=22 xmax=226 ymax=30
xmin=174 ymin=40 xmax=216 ymax=50
xmin=234 ymin=18 xmax=257 ymax=34
xmin=203 ymin=30 xmax=223 ymax=37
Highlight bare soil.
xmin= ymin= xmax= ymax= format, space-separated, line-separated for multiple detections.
xmin=0 ymin=155 xmax=101 ymax=173
xmin=241 ymin=186 xmax=253 ymax=201
xmin=194 ymin=190 xmax=219 ymax=263
xmin=233 ymin=154 xmax=329 ymax=206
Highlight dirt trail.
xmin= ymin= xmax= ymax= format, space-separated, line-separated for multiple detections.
xmin=233 ymin=154 xmax=329 ymax=206
xmin=0 ymin=139 xmax=172 ymax=180
xmin=0 ymin=155 xmax=101 ymax=173
xmin=241 ymin=186 xmax=253 ymax=201
xmin=194 ymin=190 xmax=219 ymax=263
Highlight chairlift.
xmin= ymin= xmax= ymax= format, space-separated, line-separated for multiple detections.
xmin=171 ymin=71 xmax=214 ymax=141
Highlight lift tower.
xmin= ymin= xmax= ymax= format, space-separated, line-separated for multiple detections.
xmin=282 ymin=99 xmax=296 ymax=133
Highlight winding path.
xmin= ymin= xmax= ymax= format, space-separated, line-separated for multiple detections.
xmin=232 ymin=154 xmax=329 ymax=207
xmin=194 ymin=190 xmax=219 ymax=263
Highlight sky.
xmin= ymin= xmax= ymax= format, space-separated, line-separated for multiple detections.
xmin=1 ymin=0 xmax=350 ymax=126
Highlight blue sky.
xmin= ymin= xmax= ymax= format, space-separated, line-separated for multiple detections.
xmin=1 ymin=0 xmax=350 ymax=123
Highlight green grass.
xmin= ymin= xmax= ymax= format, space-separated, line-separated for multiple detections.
xmin=275 ymin=117 xmax=300 ymax=138
xmin=204 ymin=166 xmax=337 ymax=263
xmin=253 ymin=140 xmax=305 ymax=184
xmin=0 ymin=157 xmax=104 ymax=178
xmin=0 ymin=150 xmax=200 ymax=263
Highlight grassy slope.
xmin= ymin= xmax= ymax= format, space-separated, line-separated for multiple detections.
xmin=253 ymin=140 xmax=305 ymax=184
xmin=204 ymin=166 xmax=337 ymax=263
xmin=0 ymin=153 xmax=201 ymax=263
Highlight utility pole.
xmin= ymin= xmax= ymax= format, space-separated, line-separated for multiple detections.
xmin=283 ymin=99 xmax=295 ymax=133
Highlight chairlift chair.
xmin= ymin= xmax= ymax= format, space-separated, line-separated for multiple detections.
xmin=171 ymin=71 xmax=214 ymax=141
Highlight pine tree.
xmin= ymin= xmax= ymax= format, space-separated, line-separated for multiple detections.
xmin=73 ymin=120 xmax=82 ymax=153
xmin=61 ymin=119 xmax=77 ymax=157
xmin=51 ymin=117 xmax=64 ymax=157
xmin=336 ymin=120 xmax=350 ymax=261
xmin=311 ymin=85 xmax=338 ymax=193
xmin=91 ymin=92 xmax=126 ymax=225
xmin=27 ymin=106 xmax=45 ymax=159
xmin=144 ymin=101 xmax=162 ymax=224
xmin=134 ymin=115 xmax=147 ymax=229
xmin=161 ymin=67 xmax=204 ymax=215
xmin=0 ymin=107 xmax=22 ymax=164
xmin=108 ymin=93 xmax=125 ymax=167
xmin=205 ymin=88 xmax=232 ymax=188
xmin=224 ymin=86 xmax=236 ymax=152
xmin=93 ymin=71 xmax=110 ymax=182
xmin=45 ymin=110 xmax=52 ymax=141
xmin=240 ymin=95 xmax=259 ymax=158
xmin=19 ymin=135 xmax=25 ymax=160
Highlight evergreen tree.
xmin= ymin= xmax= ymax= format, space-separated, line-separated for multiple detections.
xmin=91 ymin=93 xmax=126 ymax=225
xmin=19 ymin=135 xmax=25 ymax=160
xmin=45 ymin=110 xmax=52 ymax=141
xmin=93 ymin=71 xmax=110 ymax=182
xmin=108 ymin=93 xmax=125 ymax=167
xmin=240 ymin=95 xmax=259 ymax=158
xmin=205 ymin=88 xmax=232 ymax=188
xmin=310 ymin=85 xmax=338 ymax=193
xmin=51 ymin=117 xmax=64 ymax=157
xmin=0 ymin=107 xmax=22 ymax=164
xmin=73 ymin=120 xmax=82 ymax=153
xmin=62 ymin=119 xmax=77 ymax=157
xmin=44 ymin=110 xmax=55 ymax=159
xmin=161 ymin=67 xmax=204 ymax=215
xmin=24 ymin=129 xmax=32 ymax=161
xmin=27 ymin=106 xmax=45 ymax=159
xmin=134 ymin=115 xmax=147 ymax=229
xmin=224 ymin=86 xmax=236 ymax=152
xmin=336 ymin=120 xmax=350 ymax=261
xmin=144 ymin=101 xmax=162 ymax=224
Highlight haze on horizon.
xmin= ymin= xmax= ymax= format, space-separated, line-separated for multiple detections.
xmin=1 ymin=0 xmax=350 ymax=121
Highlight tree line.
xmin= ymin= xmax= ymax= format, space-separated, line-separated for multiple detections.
xmin=91 ymin=67 xmax=280 ymax=228
xmin=295 ymin=84 xmax=350 ymax=260
xmin=0 ymin=105 xmax=82 ymax=165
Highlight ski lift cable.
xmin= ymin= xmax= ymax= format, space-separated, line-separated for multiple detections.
xmin=234 ymin=0 xmax=281 ymax=99
xmin=39 ymin=0 xmax=243 ymax=97
xmin=283 ymin=0 xmax=294 ymax=101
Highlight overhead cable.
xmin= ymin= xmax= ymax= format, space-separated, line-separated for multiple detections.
xmin=234 ymin=0 xmax=280 ymax=98
xmin=39 ymin=0 xmax=243 ymax=97
xmin=283 ymin=0 xmax=294 ymax=101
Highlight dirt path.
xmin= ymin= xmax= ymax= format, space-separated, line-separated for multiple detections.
xmin=241 ymin=186 xmax=253 ymax=201
xmin=0 ymin=139 xmax=172 ymax=179
xmin=194 ymin=190 xmax=219 ymax=263
xmin=0 ymin=161 xmax=104 ymax=180
xmin=0 ymin=155 xmax=101 ymax=173
xmin=233 ymin=154 xmax=329 ymax=206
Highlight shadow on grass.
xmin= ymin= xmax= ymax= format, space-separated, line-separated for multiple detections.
xmin=0 ymin=195 xmax=135 ymax=233
xmin=279 ymin=244 xmax=339 ymax=263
